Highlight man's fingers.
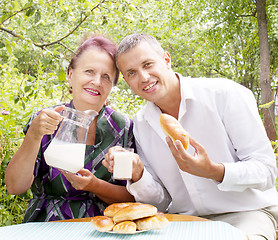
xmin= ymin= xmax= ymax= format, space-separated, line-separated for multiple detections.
xmin=189 ymin=137 xmax=206 ymax=154
xmin=166 ymin=136 xmax=178 ymax=154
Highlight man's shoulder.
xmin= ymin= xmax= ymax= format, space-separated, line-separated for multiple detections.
xmin=134 ymin=106 xmax=147 ymax=123
xmin=184 ymin=76 xmax=236 ymax=88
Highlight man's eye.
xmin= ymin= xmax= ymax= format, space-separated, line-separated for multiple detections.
xmin=86 ymin=69 xmax=93 ymax=74
xmin=128 ymin=71 xmax=134 ymax=77
xmin=144 ymin=62 xmax=152 ymax=68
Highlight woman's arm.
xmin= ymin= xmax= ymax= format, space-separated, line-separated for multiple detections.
xmin=5 ymin=107 xmax=63 ymax=195
xmin=61 ymin=169 xmax=135 ymax=204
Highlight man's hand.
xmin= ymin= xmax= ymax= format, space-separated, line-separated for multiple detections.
xmin=166 ymin=136 xmax=225 ymax=182
xmin=103 ymin=146 xmax=144 ymax=183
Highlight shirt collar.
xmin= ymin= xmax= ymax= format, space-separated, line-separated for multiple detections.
xmin=143 ymin=73 xmax=195 ymax=120
xmin=177 ymin=74 xmax=195 ymax=120
xmin=142 ymin=73 xmax=195 ymax=138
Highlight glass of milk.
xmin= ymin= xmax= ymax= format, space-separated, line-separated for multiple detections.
xmin=113 ymin=148 xmax=134 ymax=180
xmin=44 ymin=107 xmax=98 ymax=173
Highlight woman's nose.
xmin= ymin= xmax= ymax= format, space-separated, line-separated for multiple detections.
xmin=90 ymin=74 xmax=101 ymax=85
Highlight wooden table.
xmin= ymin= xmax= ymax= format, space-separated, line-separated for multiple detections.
xmin=56 ymin=213 xmax=209 ymax=222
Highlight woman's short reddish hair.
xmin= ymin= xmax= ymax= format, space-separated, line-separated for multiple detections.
xmin=68 ymin=34 xmax=119 ymax=85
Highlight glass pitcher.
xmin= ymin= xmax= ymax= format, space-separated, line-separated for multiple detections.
xmin=44 ymin=106 xmax=98 ymax=173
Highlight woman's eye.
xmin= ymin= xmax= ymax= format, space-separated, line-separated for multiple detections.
xmin=103 ymin=74 xmax=110 ymax=80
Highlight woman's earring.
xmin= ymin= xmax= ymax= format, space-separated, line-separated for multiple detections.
xmin=105 ymin=97 xmax=110 ymax=106
xmin=69 ymin=87 xmax=72 ymax=94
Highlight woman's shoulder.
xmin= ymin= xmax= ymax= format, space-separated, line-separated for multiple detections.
xmin=102 ymin=106 xmax=133 ymax=128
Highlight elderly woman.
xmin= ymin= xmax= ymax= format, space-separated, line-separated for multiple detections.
xmin=5 ymin=33 xmax=135 ymax=222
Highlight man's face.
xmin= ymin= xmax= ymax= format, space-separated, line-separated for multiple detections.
xmin=117 ymin=41 xmax=172 ymax=104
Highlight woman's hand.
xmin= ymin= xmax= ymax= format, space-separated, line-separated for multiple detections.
xmin=166 ymin=136 xmax=225 ymax=182
xmin=28 ymin=106 xmax=64 ymax=141
xmin=60 ymin=169 xmax=100 ymax=192
xmin=102 ymin=146 xmax=144 ymax=183
xmin=60 ymin=168 xmax=135 ymax=204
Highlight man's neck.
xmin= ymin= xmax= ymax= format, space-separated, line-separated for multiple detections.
xmin=156 ymin=73 xmax=181 ymax=119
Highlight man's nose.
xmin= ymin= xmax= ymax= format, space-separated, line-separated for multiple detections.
xmin=139 ymin=70 xmax=150 ymax=82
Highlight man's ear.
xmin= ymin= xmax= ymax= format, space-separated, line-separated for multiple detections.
xmin=163 ymin=51 xmax=171 ymax=68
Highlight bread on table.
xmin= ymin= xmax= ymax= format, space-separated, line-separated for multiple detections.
xmin=112 ymin=221 xmax=137 ymax=234
xmin=160 ymin=113 xmax=189 ymax=150
xmin=104 ymin=202 xmax=141 ymax=218
xmin=113 ymin=203 xmax=158 ymax=223
xmin=91 ymin=203 xmax=168 ymax=233
xmin=135 ymin=214 xmax=169 ymax=230
xmin=90 ymin=216 xmax=114 ymax=232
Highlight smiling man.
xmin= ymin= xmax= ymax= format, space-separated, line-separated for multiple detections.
xmin=115 ymin=33 xmax=278 ymax=240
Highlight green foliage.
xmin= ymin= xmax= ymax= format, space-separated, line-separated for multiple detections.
xmin=0 ymin=133 xmax=32 ymax=226
xmin=0 ymin=0 xmax=278 ymax=226
xmin=109 ymin=80 xmax=146 ymax=119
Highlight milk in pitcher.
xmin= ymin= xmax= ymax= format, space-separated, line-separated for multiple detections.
xmin=44 ymin=138 xmax=86 ymax=173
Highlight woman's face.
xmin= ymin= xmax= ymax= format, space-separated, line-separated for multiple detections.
xmin=68 ymin=47 xmax=116 ymax=112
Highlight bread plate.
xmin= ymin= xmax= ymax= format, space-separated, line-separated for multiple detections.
xmin=104 ymin=229 xmax=149 ymax=234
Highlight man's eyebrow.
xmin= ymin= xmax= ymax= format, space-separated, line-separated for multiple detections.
xmin=125 ymin=58 xmax=153 ymax=74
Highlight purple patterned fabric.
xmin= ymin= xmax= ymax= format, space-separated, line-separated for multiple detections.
xmin=23 ymin=102 xmax=135 ymax=222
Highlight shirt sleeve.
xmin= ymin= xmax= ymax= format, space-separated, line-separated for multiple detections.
xmin=126 ymin=139 xmax=171 ymax=212
xmin=217 ymin=84 xmax=277 ymax=192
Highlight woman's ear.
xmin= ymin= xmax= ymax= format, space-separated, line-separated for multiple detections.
xmin=163 ymin=51 xmax=172 ymax=69
xmin=68 ymin=67 xmax=73 ymax=87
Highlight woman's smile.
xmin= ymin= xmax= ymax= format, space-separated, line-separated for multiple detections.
xmin=84 ymin=88 xmax=100 ymax=96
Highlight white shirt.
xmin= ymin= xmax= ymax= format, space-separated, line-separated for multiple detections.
xmin=127 ymin=75 xmax=278 ymax=216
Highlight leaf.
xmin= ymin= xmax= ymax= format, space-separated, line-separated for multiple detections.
xmin=35 ymin=10 xmax=41 ymax=23
xmin=5 ymin=43 xmax=12 ymax=55
xmin=13 ymin=95 xmax=19 ymax=104
xmin=21 ymin=100 xmax=26 ymax=110
xmin=58 ymin=70 xmax=66 ymax=82
xmin=26 ymin=7 xmax=36 ymax=17
xmin=24 ymin=86 xmax=31 ymax=93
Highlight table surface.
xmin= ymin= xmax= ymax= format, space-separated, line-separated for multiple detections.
xmin=0 ymin=214 xmax=249 ymax=240
xmin=56 ymin=213 xmax=209 ymax=222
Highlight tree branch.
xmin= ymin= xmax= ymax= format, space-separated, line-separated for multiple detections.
xmin=212 ymin=68 xmax=232 ymax=79
xmin=58 ymin=42 xmax=76 ymax=55
xmin=0 ymin=6 xmax=32 ymax=25
xmin=0 ymin=27 xmax=24 ymax=39
xmin=0 ymin=0 xmax=107 ymax=51
xmin=33 ymin=0 xmax=107 ymax=48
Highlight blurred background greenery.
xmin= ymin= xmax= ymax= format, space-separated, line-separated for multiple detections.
xmin=0 ymin=0 xmax=277 ymax=226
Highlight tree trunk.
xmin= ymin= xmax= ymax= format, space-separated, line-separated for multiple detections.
xmin=255 ymin=0 xmax=276 ymax=141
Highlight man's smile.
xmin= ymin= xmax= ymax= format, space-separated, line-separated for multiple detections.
xmin=143 ymin=81 xmax=157 ymax=91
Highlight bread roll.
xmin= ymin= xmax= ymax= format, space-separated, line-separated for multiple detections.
xmin=135 ymin=214 xmax=169 ymax=230
xmin=112 ymin=221 xmax=137 ymax=234
xmin=90 ymin=216 xmax=114 ymax=232
xmin=113 ymin=203 xmax=158 ymax=223
xmin=160 ymin=113 xmax=189 ymax=150
xmin=104 ymin=202 xmax=140 ymax=218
